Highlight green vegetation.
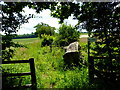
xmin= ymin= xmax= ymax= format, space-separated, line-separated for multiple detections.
xmin=34 ymin=23 xmax=55 ymax=38
xmin=2 ymin=37 xmax=89 ymax=88
xmin=2 ymin=2 xmax=120 ymax=89
xmin=55 ymin=24 xmax=80 ymax=46
xmin=34 ymin=23 xmax=56 ymax=47
xmin=13 ymin=38 xmax=39 ymax=45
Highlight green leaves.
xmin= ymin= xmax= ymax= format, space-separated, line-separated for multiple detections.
xmin=2 ymin=34 xmax=27 ymax=61
xmin=55 ymin=23 xmax=80 ymax=46
xmin=41 ymin=34 xmax=54 ymax=47
xmin=51 ymin=2 xmax=80 ymax=24
xmin=34 ymin=23 xmax=55 ymax=38
xmin=1 ymin=2 xmax=57 ymax=61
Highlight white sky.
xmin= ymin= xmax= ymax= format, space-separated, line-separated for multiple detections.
xmin=16 ymin=7 xmax=79 ymax=35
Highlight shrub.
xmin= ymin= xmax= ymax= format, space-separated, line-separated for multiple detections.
xmin=41 ymin=34 xmax=55 ymax=46
xmin=55 ymin=23 xmax=80 ymax=46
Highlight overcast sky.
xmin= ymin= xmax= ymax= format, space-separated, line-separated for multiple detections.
xmin=16 ymin=6 xmax=79 ymax=35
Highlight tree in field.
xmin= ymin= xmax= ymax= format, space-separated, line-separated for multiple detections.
xmin=34 ymin=22 xmax=55 ymax=38
xmin=1 ymin=2 xmax=57 ymax=61
xmin=56 ymin=23 xmax=80 ymax=46
xmin=34 ymin=23 xmax=56 ymax=46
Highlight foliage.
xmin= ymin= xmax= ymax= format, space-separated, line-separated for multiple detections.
xmin=78 ymin=2 xmax=120 ymax=73
xmin=4 ymin=37 xmax=117 ymax=89
xmin=41 ymin=34 xmax=55 ymax=46
xmin=51 ymin=2 xmax=80 ymax=23
xmin=55 ymin=23 xmax=80 ymax=46
xmin=3 ymin=1 xmax=120 ymax=89
xmin=2 ymin=35 xmax=25 ymax=61
xmin=34 ymin=23 xmax=55 ymax=38
xmin=1 ymin=2 xmax=57 ymax=61
xmin=1 ymin=2 xmax=57 ymax=34
xmin=50 ymin=1 xmax=120 ymax=87
xmin=1 ymin=2 xmax=31 ymax=61
xmin=2 ymin=2 xmax=30 ymax=34
xmin=2 ymin=38 xmax=90 ymax=88
xmin=78 ymin=2 xmax=120 ymax=54
xmin=50 ymin=2 xmax=120 ymax=58
xmin=54 ymin=67 xmax=89 ymax=88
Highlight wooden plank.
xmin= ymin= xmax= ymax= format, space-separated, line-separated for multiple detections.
xmin=88 ymin=56 xmax=94 ymax=83
xmin=2 ymin=60 xmax=30 ymax=64
xmin=3 ymin=72 xmax=31 ymax=77
xmin=29 ymin=58 xmax=37 ymax=89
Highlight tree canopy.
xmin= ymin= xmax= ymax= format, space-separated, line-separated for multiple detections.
xmin=34 ymin=22 xmax=55 ymax=38
xmin=1 ymin=2 xmax=57 ymax=34
xmin=56 ymin=23 xmax=80 ymax=46
xmin=50 ymin=2 xmax=120 ymax=56
xmin=1 ymin=2 xmax=57 ymax=61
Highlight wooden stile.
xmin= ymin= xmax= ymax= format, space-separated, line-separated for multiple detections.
xmin=2 ymin=58 xmax=37 ymax=89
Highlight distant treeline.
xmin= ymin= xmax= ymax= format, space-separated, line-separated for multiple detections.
xmin=13 ymin=33 xmax=37 ymax=39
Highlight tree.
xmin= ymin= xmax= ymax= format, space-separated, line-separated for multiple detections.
xmin=1 ymin=2 xmax=57 ymax=61
xmin=55 ymin=23 xmax=80 ymax=46
xmin=76 ymin=2 xmax=120 ymax=72
xmin=50 ymin=2 xmax=120 ymax=60
xmin=34 ymin=23 xmax=56 ymax=47
xmin=51 ymin=2 xmax=80 ymax=23
xmin=50 ymin=2 xmax=120 ymax=84
xmin=34 ymin=22 xmax=55 ymax=38
xmin=1 ymin=2 xmax=31 ymax=61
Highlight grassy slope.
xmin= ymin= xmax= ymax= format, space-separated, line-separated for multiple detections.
xmin=3 ymin=37 xmax=89 ymax=88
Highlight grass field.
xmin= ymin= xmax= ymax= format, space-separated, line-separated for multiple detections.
xmin=13 ymin=38 xmax=40 ymax=45
xmin=3 ymin=37 xmax=90 ymax=88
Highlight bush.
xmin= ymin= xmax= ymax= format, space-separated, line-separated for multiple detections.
xmin=55 ymin=23 xmax=80 ymax=46
xmin=41 ymin=34 xmax=55 ymax=46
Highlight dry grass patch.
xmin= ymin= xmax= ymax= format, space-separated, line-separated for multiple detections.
xmin=80 ymin=38 xmax=88 ymax=43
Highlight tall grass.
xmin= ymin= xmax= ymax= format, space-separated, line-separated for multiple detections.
xmin=3 ymin=38 xmax=90 ymax=88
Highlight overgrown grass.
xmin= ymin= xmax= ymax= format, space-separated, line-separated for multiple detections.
xmin=13 ymin=38 xmax=39 ymax=45
xmin=3 ymin=37 xmax=90 ymax=88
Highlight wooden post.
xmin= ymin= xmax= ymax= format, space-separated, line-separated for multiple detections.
xmin=29 ymin=58 xmax=37 ymax=89
xmin=88 ymin=39 xmax=90 ymax=66
xmin=88 ymin=56 xmax=94 ymax=84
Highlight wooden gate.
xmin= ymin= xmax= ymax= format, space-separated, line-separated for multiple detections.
xmin=88 ymin=56 xmax=120 ymax=84
xmin=2 ymin=58 xmax=37 ymax=89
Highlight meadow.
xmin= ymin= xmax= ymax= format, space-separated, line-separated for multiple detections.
xmin=3 ymin=37 xmax=92 ymax=88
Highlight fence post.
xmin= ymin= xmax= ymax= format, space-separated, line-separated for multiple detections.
xmin=88 ymin=56 xmax=94 ymax=84
xmin=29 ymin=58 xmax=37 ymax=89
